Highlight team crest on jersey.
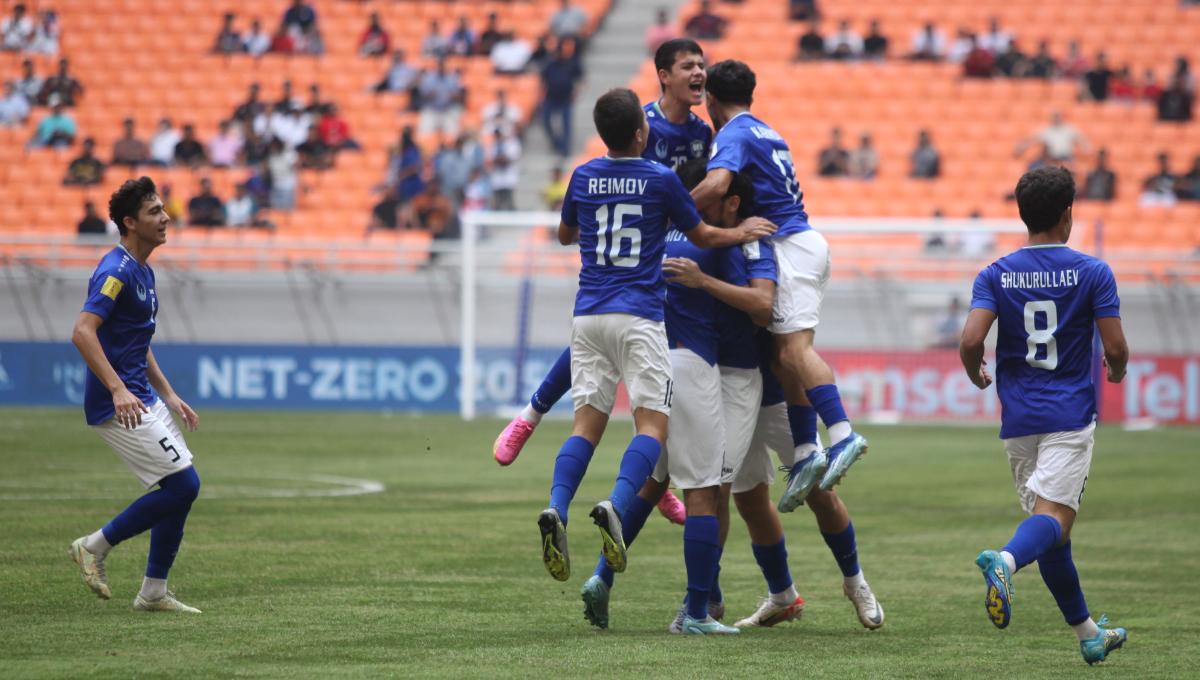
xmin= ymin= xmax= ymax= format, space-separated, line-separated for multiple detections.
xmin=655 ymin=137 xmax=669 ymax=159
xmin=690 ymin=140 xmax=706 ymax=158
xmin=136 ymin=283 xmax=147 ymax=301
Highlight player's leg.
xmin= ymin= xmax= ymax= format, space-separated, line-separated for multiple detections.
xmin=773 ymin=380 xmax=827 ymax=512
xmin=494 ymin=347 xmax=571 ymax=465
xmin=806 ymin=488 xmax=884 ymax=629
xmin=582 ymin=476 xmax=668 ymax=629
xmin=678 ymin=484 xmax=737 ymax=635
xmin=134 ymin=466 xmax=202 ymax=613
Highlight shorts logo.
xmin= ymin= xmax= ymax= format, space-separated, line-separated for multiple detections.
xmin=663 ymin=379 xmax=674 ymax=408
xmin=100 ymin=276 xmax=123 ymax=300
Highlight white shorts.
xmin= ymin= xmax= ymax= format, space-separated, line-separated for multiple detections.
xmin=731 ymin=401 xmax=795 ymax=493
xmin=768 ymin=230 xmax=831 ymax=334
xmin=92 ymin=399 xmax=194 ymax=488
xmin=651 ymin=349 xmax=724 ymax=490
xmin=719 ymin=366 xmax=763 ymax=489
xmin=1003 ymin=422 xmax=1095 ymax=513
xmin=570 ymin=313 xmax=672 ymax=415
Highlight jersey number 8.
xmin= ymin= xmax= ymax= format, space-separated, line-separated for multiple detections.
xmin=1023 ymin=300 xmax=1058 ymax=370
xmin=595 ymin=204 xmax=642 ymax=268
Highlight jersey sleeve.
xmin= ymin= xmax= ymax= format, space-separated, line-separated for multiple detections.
xmin=1091 ymin=261 xmax=1121 ymax=318
xmin=81 ymin=265 xmax=128 ymax=321
xmin=559 ymin=169 xmax=580 ymax=227
xmin=717 ymin=246 xmax=750 ymax=286
xmin=970 ymin=266 xmax=997 ymax=313
xmin=707 ymin=128 xmax=747 ymax=173
xmin=741 ymin=239 xmax=778 ymax=282
xmin=662 ymin=169 xmax=702 ymax=232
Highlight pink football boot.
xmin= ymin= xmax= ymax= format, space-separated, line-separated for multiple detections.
xmin=656 ymin=489 xmax=687 ymax=525
xmin=493 ymin=416 xmax=537 ymax=466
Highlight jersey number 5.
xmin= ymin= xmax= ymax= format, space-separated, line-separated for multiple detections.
xmin=595 ymin=203 xmax=642 ymax=268
xmin=1023 ymin=300 xmax=1058 ymax=370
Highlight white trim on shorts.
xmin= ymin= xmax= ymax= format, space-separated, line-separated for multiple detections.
xmin=768 ymin=230 xmax=831 ymax=335
xmin=650 ymin=349 xmax=724 ymax=490
xmin=92 ymin=399 xmax=194 ymax=488
xmin=570 ymin=313 xmax=672 ymax=415
xmin=1003 ymin=421 xmax=1096 ymax=513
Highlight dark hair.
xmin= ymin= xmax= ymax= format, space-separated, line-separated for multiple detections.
xmin=676 ymin=158 xmax=755 ymax=218
xmin=1014 ymin=166 xmax=1075 ymax=233
xmin=705 ymin=60 xmax=755 ymax=106
xmin=108 ymin=176 xmax=158 ymax=236
xmin=654 ymin=38 xmax=703 ymax=74
xmin=593 ymin=88 xmax=643 ymax=151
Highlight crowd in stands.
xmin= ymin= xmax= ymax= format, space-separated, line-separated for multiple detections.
xmin=815 ymin=127 xmax=941 ymax=180
xmin=213 ymin=1 xmax=323 ymax=57
xmin=1 ymin=3 xmax=59 ymax=55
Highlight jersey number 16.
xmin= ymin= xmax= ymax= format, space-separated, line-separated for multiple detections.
xmin=595 ymin=204 xmax=642 ymax=268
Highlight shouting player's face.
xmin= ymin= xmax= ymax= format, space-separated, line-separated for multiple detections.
xmin=129 ymin=195 xmax=170 ymax=247
xmin=662 ymin=50 xmax=706 ymax=107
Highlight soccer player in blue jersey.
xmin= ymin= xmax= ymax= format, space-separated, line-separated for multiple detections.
xmin=538 ymin=90 xmax=774 ymax=630
xmin=961 ymin=166 xmax=1129 ymax=664
xmin=691 ymin=60 xmax=869 ymax=513
xmin=67 ymin=177 xmax=203 ymax=613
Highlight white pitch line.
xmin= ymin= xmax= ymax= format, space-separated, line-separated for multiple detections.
xmin=0 ymin=474 xmax=385 ymax=501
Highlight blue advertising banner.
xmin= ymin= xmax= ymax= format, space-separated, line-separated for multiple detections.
xmin=0 ymin=342 xmax=567 ymax=413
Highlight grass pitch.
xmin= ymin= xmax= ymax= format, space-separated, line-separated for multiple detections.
xmin=0 ymin=408 xmax=1197 ymax=679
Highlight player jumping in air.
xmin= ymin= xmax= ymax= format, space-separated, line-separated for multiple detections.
xmin=961 ymin=166 xmax=1128 ymax=664
xmin=493 ymin=39 xmax=713 ymax=526
xmin=68 ymin=177 xmax=203 ymax=614
xmin=690 ymin=60 xmax=869 ymax=513
xmin=539 ymin=89 xmax=773 ymax=639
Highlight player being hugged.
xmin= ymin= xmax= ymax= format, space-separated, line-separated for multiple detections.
xmin=538 ymin=89 xmax=774 ymax=600
xmin=962 ymin=166 xmax=1129 ymax=664
xmin=67 ymin=177 xmax=203 ymax=614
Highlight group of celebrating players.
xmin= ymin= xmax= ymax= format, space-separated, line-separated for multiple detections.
xmin=66 ymin=38 xmax=1128 ymax=665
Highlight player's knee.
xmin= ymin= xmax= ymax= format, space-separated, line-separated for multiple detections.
xmin=165 ymin=466 xmax=201 ymax=505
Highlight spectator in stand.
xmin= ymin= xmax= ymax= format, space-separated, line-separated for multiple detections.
xmin=463 ymin=167 xmax=491 ymax=211
xmin=187 ymin=178 xmax=226 ymax=227
xmin=266 ymin=138 xmax=299 ymax=209
xmin=863 ymin=19 xmax=887 ymax=60
xmin=1026 ymin=41 xmax=1058 ymax=79
xmin=1109 ymin=66 xmax=1136 ymax=102
xmin=239 ymin=124 xmax=270 ymax=166
xmin=1139 ymin=68 xmax=1163 ymax=102
xmin=225 ymin=183 xmax=269 ymax=228
xmin=646 ymin=8 xmax=675 ymax=56
xmin=1024 ymin=144 xmax=1054 ymax=173
xmin=268 ymin=104 xmax=307 ymax=149
xmin=274 ymin=80 xmax=301 ymax=114
xmin=492 ymin=31 xmax=533 ymax=75
xmin=1016 ymin=111 xmax=1089 ymax=163
xmin=817 ymin=127 xmax=849 ymax=177
xmin=160 ymin=184 xmax=184 ymax=223
xmin=909 ymin=22 xmax=946 ymax=61
xmin=32 ymin=103 xmax=74 ymax=147
xmin=1080 ymin=148 xmax=1116 ymax=201
xmin=368 ymin=188 xmax=405 ymax=233
xmin=796 ymin=18 xmax=824 ymax=61
xmin=1172 ymin=56 xmax=1195 ymax=93
xmin=994 ymin=39 xmax=1029 ymax=77
xmin=63 ymin=137 xmax=104 ymax=186
xmin=1081 ymin=51 xmax=1113 ymax=102
xmin=962 ymin=36 xmax=995 ymax=78
xmin=214 ymin=13 xmax=243 ymax=54
xmin=243 ymin=19 xmax=270 ymax=57
xmin=16 ymin=59 xmax=40 ymax=102
xmin=1178 ymin=155 xmax=1200 ymax=201
xmin=269 ymin=24 xmax=296 ymax=54
xmin=481 ymin=88 xmax=523 ymax=137
xmin=826 ymin=19 xmax=864 ymax=60
xmin=422 ymin=19 xmax=449 ymax=59
xmin=359 ymin=12 xmax=390 ymax=57
xmin=317 ymin=104 xmax=359 ymax=150
xmin=1158 ymin=74 xmax=1195 ymax=122
xmin=374 ymin=49 xmax=419 ymax=95
xmin=932 ymin=297 xmax=966 ymax=349
xmin=297 ymin=23 xmax=323 ymax=55
xmin=543 ymin=165 xmax=568 ymax=210
xmin=111 ymin=117 xmax=149 ymax=167
xmin=2 ymin=3 xmax=34 ymax=51
xmin=433 ymin=135 xmax=471 ymax=203
xmin=684 ymin=0 xmax=727 ymax=40
xmin=946 ymin=28 xmax=973 ymax=64
xmin=1140 ymin=153 xmax=1179 ymax=207
xmin=148 ymin=118 xmax=180 ymax=166
xmin=849 ymin=132 xmax=878 ymax=179
xmin=411 ymin=179 xmax=454 ymax=235
xmin=303 ymin=83 xmax=325 ymax=117
xmin=173 ymin=124 xmax=208 ymax=168
xmin=489 ymin=153 xmax=519 ymax=211
xmin=281 ymin=0 xmax=316 ymax=34
xmin=549 ymin=0 xmax=588 ymax=42
xmin=790 ymin=0 xmax=819 ymax=22
xmin=529 ymin=34 xmax=554 ymax=71
xmin=38 ymin=57 xmax=82 ymax=107
xmin=296 ymin=126 xmax=333 ymax=169
xmin=388 ymin=127 xmax=425 ymax=206
xmin=0 ymin=81 xmax=30 ymax=125
xmin=1061 ymin=41 xmax=1088 ymax=78
xmin=539 ymin=39 xmax=583 ymax=156
xmin=910 ymin=129 xmax=941 ymax=178
xmin=28 ymin=9 xmax=59 ymax=55
xmin=234 ymin=83 xmax=266 ymax=126
xmin=418 ymin=59 xmax=464 ymax=137
xmin=447 ymin=16 xmax=475 ymax=56
xmin=477 ymin=13 xmax=504 ymax=56
xmin=77 ymin=201 xmax=109 ymax=235
xmin=977 ymin=17 xmax=1010 ymax=54
xmin=209 ymin=120 xmax=243 ymax=168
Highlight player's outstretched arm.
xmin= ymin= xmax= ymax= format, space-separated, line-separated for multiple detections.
xmin=664 ymin=257 xmax=776 ymax=326
xmin=959 ymin=307 xmax=997 ymax=390
xmin=147 ymin=347 xmax=199 ymax=431
xmin=684 ymin=217 xmax=776 ymax=249
xmin=557 ymin=220 xmax=579 ymax=245
xmin=1096 ymin=317 xmax=1128 ymax=383
xmin=690 ymin=168 xmax=734 ymax=214
xmin=72 ymin=311 xmax=148 ymax=429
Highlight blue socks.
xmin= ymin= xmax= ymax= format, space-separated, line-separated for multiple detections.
xmin=806 ymin=384 xmax=849 ymax=430
xmin=751 ymin=539 xmax=794 ymax=595
xmin=608 ymin=435 xmax=661 ymax=518
xmin=683 ymin=515 xmax=721 ymax=620
xmin=1003 ymin=514 xmax=1063 ymax=570
xmin=549 ymin=436 xmax=595 ymax=525
xmin=99 ymin=467 xmax=201 ymax=579
xmin=531 ymin=347 xmax=572 ymax=414
xmin=592 ymin=494 xmax=654 ymax=588
xmin=821 ymin=521 xmax=861 ymax=577
xmin=786 ymin=404 xmax=819 ymax=449
xmin=710 ymin=553 xmax=723 ymax=604
xmin=1037 ymin=541 xmax=1091 ymax=626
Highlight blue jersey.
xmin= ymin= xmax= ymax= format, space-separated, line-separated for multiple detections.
xmin=757 ymin=330 xmax=787 ymax=406
xmin=664 ymin=229 xmax=744 ymax=366
xmin=562 ymin=156 xmax=702 ymax=321
xmin=80 ymin=246 xmax=160 ymax=425
xmin=971 ymin=244 xmax=1121 ymax=439
xmin=716 ymin=240 xmax=779 ymax=369
xmin=643 ymin=100 xmax=712 ymax=170
xmin=708 ymin=112 xmax=811 ymax=238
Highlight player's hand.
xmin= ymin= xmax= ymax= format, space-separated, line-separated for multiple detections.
xmin=971 ymin=360 xmax=994 ymax=390
xmin=166 ymin=393 xmax=200 ymax=431
xmin=112 ymin=387 xmax=149 ymax=429
xmin=1103 ymin=356 xmax=1125 ymax=384
xmin=735 ymin=217 xmax=777 ymax=242
xmin=663 ymin=257 xmax=705 ymax=288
